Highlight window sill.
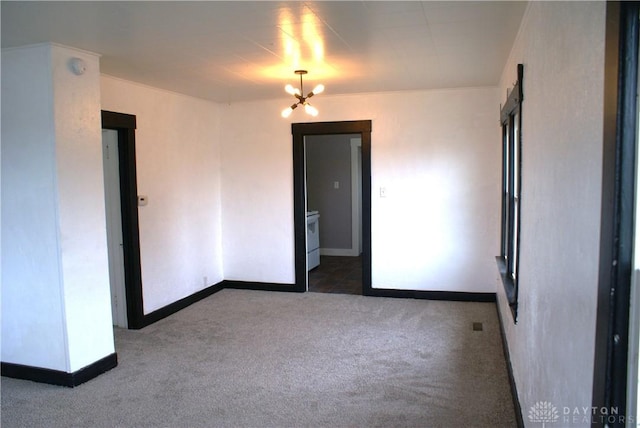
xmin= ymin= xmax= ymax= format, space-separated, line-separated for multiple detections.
xmin=496 ymin=256 xmax=518 ymax=323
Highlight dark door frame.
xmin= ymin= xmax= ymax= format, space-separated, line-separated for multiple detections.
xmin=292 ymin=120 xmax=372 ymax=294
xmin=101 ymin=110 xmax=145 ymax=329
xmin=593 ymin=2 xmax=639 ymax=425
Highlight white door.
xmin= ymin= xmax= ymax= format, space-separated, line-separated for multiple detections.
xmin=102 ymin=130 xmax=128 ymax=328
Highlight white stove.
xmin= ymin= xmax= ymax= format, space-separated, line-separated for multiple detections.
xmin=306 ymin=211 xmax=320 ymax=270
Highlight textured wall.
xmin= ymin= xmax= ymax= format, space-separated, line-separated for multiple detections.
xmin=496 ymin=1 xmax=607 ymax=421
xmin=100 ymin=75 xmax=224 ymax=314
xmin=51 ymin=45 xmax=114 ymax=372
xmin=2 ymin=43 xmax=114 ymax=372
xmin=220 ymin=86 xmax=500 ymax=292
xmin=2 ymin=44 xmax=68 ymax=371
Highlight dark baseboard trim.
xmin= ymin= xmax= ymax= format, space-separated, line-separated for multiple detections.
xmin=364 ymin=288 xmax=496 ymax=302
xmin=222 ymin=280 xmax=301 ymax=293
xmin=223 ymin=282 xmax=495 ymax=302
xmin=1 ymin=353 xmax=118 ymax=387
xmin=138 ymin=281 xmax=225 ymax=328
xmin=140 ymin=280 xmax=493 ymax=326
xmin=495 ymin=300 xmax=524 ymax=427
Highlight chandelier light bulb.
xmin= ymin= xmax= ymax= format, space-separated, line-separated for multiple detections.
xmin=304 ymin=103 xmax=319 ymax=117
xmin=285 ymin=84 xmax=300 ymax=96
xmin=281 ymin=103 xmax=298 ymax=118
xmin=311 ymin=84 xmax=325 ymax=95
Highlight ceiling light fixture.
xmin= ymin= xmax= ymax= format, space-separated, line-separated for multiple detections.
xmin=281 ymin=70 xmax=324 ymax=118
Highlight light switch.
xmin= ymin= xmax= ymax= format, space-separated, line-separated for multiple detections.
xmin=333 ymin=181 xmax=340 ymax=189
xmin=380 ymin=187 xmax=387 ymax=198
xmin=137 ymin=195 xmax=148 ymax=206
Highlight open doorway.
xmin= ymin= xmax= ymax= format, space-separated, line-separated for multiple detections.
xmin=291 ymin=120 xmax=372 ymax=295
xmin=101 ymin=110 xmax=145 ymax=329
xmin=305 ymin=134 xmax=362 ymax=295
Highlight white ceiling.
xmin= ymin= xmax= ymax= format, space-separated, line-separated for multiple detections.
xmin=1 ymin=1 xmax=527 ymax=103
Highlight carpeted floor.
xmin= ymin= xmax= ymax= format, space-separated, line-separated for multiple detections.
xmin=1 ymin=289 xmax=516 ymax=427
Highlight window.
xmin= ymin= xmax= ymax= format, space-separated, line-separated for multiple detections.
xmin=498 ymin=64 xmax=523 ymax=322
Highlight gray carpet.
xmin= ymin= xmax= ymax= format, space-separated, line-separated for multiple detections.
xmin=1 ymin=289 xmax=516 ymax=427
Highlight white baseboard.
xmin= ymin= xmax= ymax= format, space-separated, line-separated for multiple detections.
xmin=320 ymin=248 xmax=360 ymax=257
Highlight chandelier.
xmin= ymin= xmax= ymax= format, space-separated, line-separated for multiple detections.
xmin=281 ymin=70 xmax=324 ymax=118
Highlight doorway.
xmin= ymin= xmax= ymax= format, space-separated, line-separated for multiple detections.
xmin=305 ymin=134 xmax=362 ymax=295
xmin=101 ymin=110 xmax=145 ymax=329
xmin=292 ymin=120 xmax=372 ymax=294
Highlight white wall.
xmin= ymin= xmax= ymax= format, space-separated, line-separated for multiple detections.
xmin=219 ymin=100 xmax=295 ymax=283
xmin=52 ymin=46 xmax=115 ymax=372
xmin=496 ymin=2 xmax=606 ymax=421
xmin=2 ymin=43 xmax=115 ymax=372
xmin=2 ymin=44 xmax=68 ymax=371
xmin=100 ymin=76 xmax=224 ymax=313
xmin=221 ymin=87 xmax=500 ymax=293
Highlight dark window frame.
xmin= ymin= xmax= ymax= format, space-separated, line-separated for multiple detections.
xmin=497 ymin=64 xmax=524 ymax=322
